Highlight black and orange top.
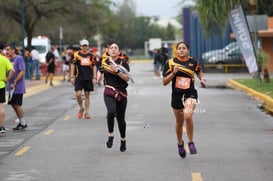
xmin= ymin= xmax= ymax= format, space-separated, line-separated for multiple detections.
xmin=72 ymin=50 xmax=96 ymax=80
xmin=99 ymin=57 xmax=129 ymax=92
xmin=163 ymin=56 xmax=201 ymax=94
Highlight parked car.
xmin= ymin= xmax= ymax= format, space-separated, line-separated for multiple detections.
xmin=204 ymin=46 xmax=245 ymax=69
xmin=202 ymin=42 xmax=239 ymax=61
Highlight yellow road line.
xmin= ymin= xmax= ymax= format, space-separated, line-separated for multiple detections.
xmin=192 ymin=172 xmax=203 ymax=181
xmin=63 ymin=115 xmax=71 ymax=121
xmin=43 ymin=129 xmax=54 ymax=135
xmin=15 ymin=146 xmax=30 ymax=156
xmin=185 ymin=144 xmax=189 ymax=154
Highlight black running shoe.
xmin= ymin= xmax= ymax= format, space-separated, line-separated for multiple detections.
xmin=188 ymin=142 xmax=197 ymax=154
xmin=13 ymin=123 xmax=28 ymax=130
xmin=178 ymin=142 xmax=186 ymax=158
xmin=106 ymin=136 xmax=114 ymax=148
xmin=120 ymin=140 xmax=126 ymax=152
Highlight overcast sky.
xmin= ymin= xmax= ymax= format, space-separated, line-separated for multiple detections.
xmin=114 ymin=0 xmax=195 ymax=20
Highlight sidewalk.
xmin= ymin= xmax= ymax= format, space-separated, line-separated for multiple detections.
xmin=25 ymin=75 xmax=64 ymax=88
xmin=24 ymin=76 xmax=63 ymax=98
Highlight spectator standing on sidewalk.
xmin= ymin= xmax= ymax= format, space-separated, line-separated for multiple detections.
xmin=0 ymin=54 xmax=15 ymax=134
xmin=45 ymin=46 xmax=55 ymax=86
xmin=162 ymin=41 xmax=206 ymax=158
xmin=97 ymin=42 xmax=130 ymax=152
xmin=30 ymin=46 xmax=40 ymax=80
xmin=5 ymin=43 xmax=28 ymax=130
xmin=160 ymin=43 xmax=169 ymax=70
xmin=70 ymin=39 xmax=97 ymax=119
xmin=24 ymin=48 xmax=33 ymax=80
xmin=62 ymin=48 xmax=70 ymax=82
xmin=153 ymin=48 xmax=163 ymax=79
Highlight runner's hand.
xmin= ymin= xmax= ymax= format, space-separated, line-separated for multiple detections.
xmin=70 ymin=77 xmax=75 ymax=86
xmin=200 ymin=78 xmax=206 ymax=88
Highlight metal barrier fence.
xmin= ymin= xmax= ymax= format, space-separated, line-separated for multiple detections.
xmin=203 ymin=64 xmax=247 ymax=73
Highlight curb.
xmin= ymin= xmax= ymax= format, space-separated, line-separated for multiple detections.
xmin=227 ymin=79 xmax=273 ymax=114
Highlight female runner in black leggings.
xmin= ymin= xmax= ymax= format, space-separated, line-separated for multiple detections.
xmin=97 ymin=42 xmax=130 ymax=152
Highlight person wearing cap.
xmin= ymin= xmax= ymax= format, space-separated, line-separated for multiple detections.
xmin=5 ymin=43 xmax=28 ymax=131
xmin=70 ymin=39 xmax=97 ymax=119
xmin=0 ymin=54 xmax=15 ymax=134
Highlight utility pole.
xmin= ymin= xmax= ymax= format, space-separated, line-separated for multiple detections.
xmin=59 ymin=26 xmax=63 ymax=53
xmin=20 ymin=0 xmax=25 ymax=58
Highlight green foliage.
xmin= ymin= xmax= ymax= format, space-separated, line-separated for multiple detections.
xmin=257 ymin=0 xmax=273 ymax=16
xmin=256 ymin=49 xmax=269 ymax=66
xmin=236 ymin=78 xmax=273 ymax=97
xmin=196 ymin=0 xmax=248 ymax=35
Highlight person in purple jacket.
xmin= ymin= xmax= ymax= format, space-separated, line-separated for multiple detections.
xmin=5 ymin=43 xmax=28 ymax=130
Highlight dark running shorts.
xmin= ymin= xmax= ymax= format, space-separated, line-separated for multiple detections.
xmin=0 ymin=87 xmax=6 ymax=103
xmin=171 ymin=89 xmax=198 ymax=109
xmin=74 ymin=79 xmax=94 ymax=92
xmin=47 ymin=64 xmax=55 ymax=73
xmin=8 ymin=93 xmax=23 ymax=106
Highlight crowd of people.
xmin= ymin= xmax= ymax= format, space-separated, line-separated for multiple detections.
xmin=0 ymin=40 xmax=206 ymax=157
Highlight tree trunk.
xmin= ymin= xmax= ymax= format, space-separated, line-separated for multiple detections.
xmin=263 ymin=68 xmax=270 ymax=83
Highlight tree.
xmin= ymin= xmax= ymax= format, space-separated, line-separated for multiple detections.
xmin=166 ymin=23 xmax=176 ymax=40
xmin=110 ymin=0 xmax=136 ymax=49
xmin=257 ymin=0 xmax=273 ymax=16
xmin=0 ymin=0 xmax=70 ymax=49
xmin=0 ymin=0 xmax=178 ymax=53
xmin=195 ymin=0 xmax=250 ymax=34
xmin=195 ymin=0 xmax=273 ymax=34
xmin=0 ymin=0 xmax=113 ymax=48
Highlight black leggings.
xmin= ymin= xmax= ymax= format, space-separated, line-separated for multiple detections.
xmin=103 ymin=94 xmax=127 ymax=138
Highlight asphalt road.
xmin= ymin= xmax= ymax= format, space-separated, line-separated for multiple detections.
xmin=0 ymin=61 xmax=273 ymax=181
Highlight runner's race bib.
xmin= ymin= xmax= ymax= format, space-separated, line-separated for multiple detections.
xmin=80 ymin=57 xmax=91 ymax=66
xmin=175 ymin=76 xmax=191 ymax=90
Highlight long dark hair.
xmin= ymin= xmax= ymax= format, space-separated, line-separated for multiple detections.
xmin=176 ymin=41 xmax=189 ymax=50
